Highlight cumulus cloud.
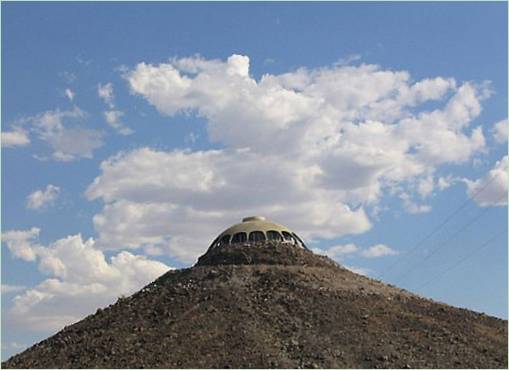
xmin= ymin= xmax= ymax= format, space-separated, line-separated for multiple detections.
xmin=1 ymin=129 xmax=30 ymax=147
xmin=312 ymin=243 xmax=358 ymax=259
xmin=104 ymin=110 xmax=133 ymax=135
xmin=360 ymin=244 xmax=398 ymax=258
xmin=492 ymin=119 xmax=508 ymax=143
xmin=80 ymin=54 xmax=491 ymax=263
xmin=437 ymin=176 xmax=457 ymax=190
xmin=417 ymin=175 xmax=434 ymax=198
xmin=125 ymin=55 xmax=482 ymax=160
xmin=98 ymin=82 xmax=133 ymax=135
xmin=98 ymin=83 xmax=114 ymax=108
xmin=1 ymin=341 xmax=26 ymax=350
xmin=1 ymin=284 xmax=25 ymax=294
xmin=399 ymin=192 xmax=432 ymax=214
xmin=343 ymin=265 xmax=372 ymax=277
xmin=314 ymin=242 xmax=398 ymax=261
xmin=1 ymin=341 xmax=27 ymax=358
xmin=126 ymin=54 xmax=487 ymax=173
xmin=85 ymin=148 xmax=372 ymax=262
xmin=1 ymin=227 xmax=41 ymax=261
xmin=64 ymin=88 xmax=75 ymax=102
xmin=335 ymin=54 xmax=362 ymax=66
xmin=2 ymin=228 xmax=171 ymax=332
xmin=465 ymin=155 xmax=508 ymax=207
xmin=9 ymin=107 xmax=103 ymax=161
xmin=26 ymin=185 xmax=60 ymax=210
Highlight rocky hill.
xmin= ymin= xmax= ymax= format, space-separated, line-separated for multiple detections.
xmin=3 ymin=242 xmax=507 ymax=368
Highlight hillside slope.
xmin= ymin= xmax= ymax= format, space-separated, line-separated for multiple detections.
xmin=3 ymin=242 xmax=507 ymax=368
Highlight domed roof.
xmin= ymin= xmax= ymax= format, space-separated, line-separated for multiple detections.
xmin=208 ymin=216 xmax=308 ymax=250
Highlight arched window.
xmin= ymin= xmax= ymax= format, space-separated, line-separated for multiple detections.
xmin=231 ymin=232 xmax=247 ymax=243
xmin=267 ymin=230 xmax=283 ymax=241
xmin=292 ymin=232 xmax=308 ymax=249
xmin=282 ymin=231 xmax=295 ymax=244
xmin=209 ymin=236 xmax=220 ymax=249
xmin=249 ymin=231 xmax=266 ymax=242
xmin=218 ymin=234 xmax=231 ymax=246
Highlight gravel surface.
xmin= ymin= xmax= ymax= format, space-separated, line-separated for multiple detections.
xmin=3 ymin=242 xmax=507 ymax=368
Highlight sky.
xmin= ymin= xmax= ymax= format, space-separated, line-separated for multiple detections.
xmin=1 ymin=1 xmax=508 ymax=360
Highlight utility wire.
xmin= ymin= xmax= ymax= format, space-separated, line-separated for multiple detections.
xmin=392 ymin=192 xmax=506 ymax=285
xmin=414 ymin=229 xmax=506 ymax=291
xmin=380 ymin=173 xmax=501 ymax=279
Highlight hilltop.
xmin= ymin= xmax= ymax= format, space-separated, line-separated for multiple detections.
xmin=3 ymin=242 xmax=507 ymax=368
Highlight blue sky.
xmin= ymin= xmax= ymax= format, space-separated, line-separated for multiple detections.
xmin=1 ymin=2 xmax=508 ymax=359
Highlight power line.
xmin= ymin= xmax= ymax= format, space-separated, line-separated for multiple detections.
xmin=380 ymin=173 xmax=501 ymax=279
xmin=392 ymin=192 xmax=506 ymax=285
xmin=414 ymin=229 xmax=506 ymax=291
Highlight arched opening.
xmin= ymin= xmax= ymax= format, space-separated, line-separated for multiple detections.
xmin=218 ymin=234 xmax=231 ymax=247
xmin=267 ymin=230 xmax=283 ymax=241
xmin=248 ymin=231 xmax=266 ymax=242
xmin=291 ymin=232 xmax=308 ymax=250
xmin=282 ymin=231 xmax=296 ymax=244
xmin=231 ymin=232 xmax=247 ymax=244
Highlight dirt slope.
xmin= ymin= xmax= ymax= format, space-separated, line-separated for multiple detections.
xmin=3 ymin=242 xmax=507 ymax=368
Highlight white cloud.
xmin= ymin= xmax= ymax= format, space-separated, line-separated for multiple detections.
xmin=1 ymin=284 xmax=25 ymax=294
xmin=360 ymin=244 xmax=398 ymax=258
xmin=85 ymin=147 xmax=372 ymax=262
xmin=326 ymin=243 xmax=358 ymax=257
xmin=493 ymin=119 xmax=508 ymax=143
xmin=465 ymin=155 xmax=508 ymax=207
xmin=417 ymin=174 xmax=434 ymax=198
xmin=313 ymin=243 xmax=359 ymax=260
xmin=1 ymin=341 xmax=26 ymax=353
xmin=343 ymin=265 xmax=372 ymax=276
xmin=11 ymin=107 xmax=103 ymax=161
xmin=1 ymin=129 xmax=30 ymax=147
xmin=2 ymin=229 xmax=171 ymax=332
xmin=26 ymin=184 xmax=60 ymax=210
xmin=405 ymin=202 xmax=432 ymax=214
xmin=98 ymin=83 xmax=133 ymax=135
xmin=77 ymin=54 xmax=491 ymax=263
xmin=315 ymin=242 xmax=398 ymax=262
xmin=437 ymin=176 xmax=456 ymax=190
xmin=104 ymin=110 xmax=133 ymax=135
xmin=399 ymin=192 xmax=432 ymax=214
xmin=64 ymin=88 xmax=75 ymax=102
xmin=335 ymin=54 xmax=362 ymax=66
xmin=126 ymin=54 xmax=486 ymax=169
xmin=98 ymin=82 xmax=114 ymax=108
xmin=1 ymin=227 xmax=41 ymax=261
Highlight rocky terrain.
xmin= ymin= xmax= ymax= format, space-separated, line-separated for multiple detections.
xmin=3 ymin=242 xmax=507 ymax=368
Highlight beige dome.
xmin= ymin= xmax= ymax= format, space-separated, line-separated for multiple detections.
xmin=208 ymin=216 xmax=308 ymax=250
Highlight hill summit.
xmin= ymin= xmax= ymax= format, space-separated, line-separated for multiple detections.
xmin=3 ymin=241 xmax=507 ymax=368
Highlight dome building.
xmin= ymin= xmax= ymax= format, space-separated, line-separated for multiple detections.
xmin=208 ymin=216 xmax=308 ymax=250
